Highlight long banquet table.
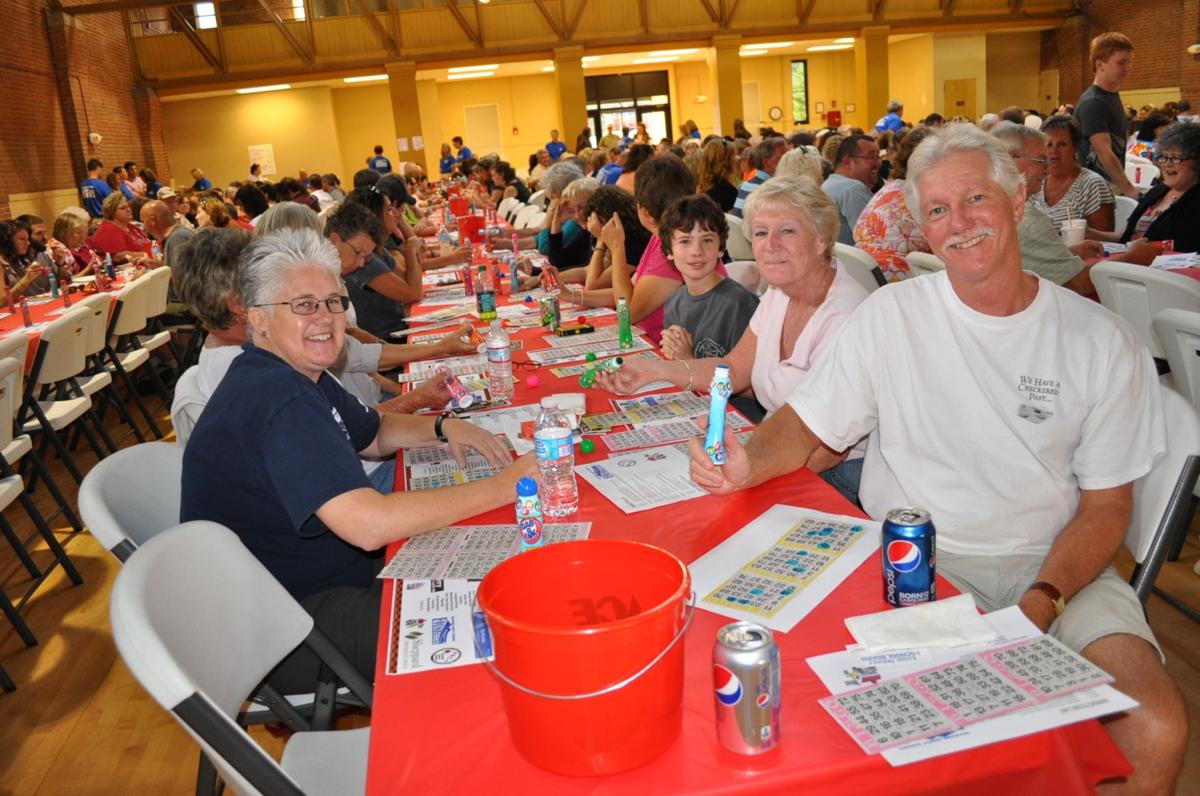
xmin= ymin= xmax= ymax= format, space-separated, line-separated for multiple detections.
xmin=366 ymin=263 xmax=1131 ymax=794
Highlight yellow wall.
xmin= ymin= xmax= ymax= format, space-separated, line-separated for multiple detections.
xmin=888 ymin=35 xmax=935 ymax=123
xmin=432 ymin=73 xmax=561 ymax=166
xmin=985 ymin=32 xmax=1042 ymax=114
xmin=161 ymin=87 xmax=345 ymax=188
xmin=730 ymin=51 xmax=859 ymax=131
xmin=673 ymin=61 xmax=712 ymax=138
xmin=331 ymin=84 xmax=397 ymax=183
xmin=932 ymin=33 xmax=987 ymax=119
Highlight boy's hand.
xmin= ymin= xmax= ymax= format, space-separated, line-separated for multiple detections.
xmin=660 ymin=325 xmax=693 ymax=361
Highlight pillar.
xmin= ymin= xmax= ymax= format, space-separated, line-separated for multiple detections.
xmin=554 ymin=46 xmax=588 ymax=142
xmin=708 ymin=35 xmax=743 ymax=137
xmin=386 ymin=60 xmax=427 ymax=169
xmin=854 ymin=26 xmax=890 ymax=130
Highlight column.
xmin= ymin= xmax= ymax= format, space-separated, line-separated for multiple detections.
xmin=854 ymin=26 xmax=890 ymax=130
xmin=708 ymin=35 xmax=743 ymax=137
xmin=385 ymin=60 xmax=427 ymax=169
xmin=554 ymin=46 xmax=588 ymax=141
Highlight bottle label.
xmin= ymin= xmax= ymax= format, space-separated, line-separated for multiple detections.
xmin=486 ymin=344 xmax=511 ymax=364
xmin=477 ymin=291 xmax=496 ymax=314
xmin=535 ymin=430 xmax=573 ymax=461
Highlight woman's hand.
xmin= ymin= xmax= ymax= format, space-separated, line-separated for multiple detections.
xmin=444 ymin=418 xmax=513 ymax=468
xmin=407 ymin=375 xmax=453 ymax=411
xmin=538 ymin=264 xmax=562 ymax=290
xmin=498 ymin=451 xmax=539 ymax=491
xmin=593 ymin=357 xmax=659 ymax=394
xmin=586 ymin=212 xmax=603 ymax=239
xmin=599 ymin=214 xmax=625 ymax=252
xmin=439 ymin=324 xmax=480 ymax=355
xmin=659 ymin=325 xmax=694 ymax=361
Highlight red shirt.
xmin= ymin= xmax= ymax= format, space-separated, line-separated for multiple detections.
xmin=88 ymin=220 xmax=151 ymax=259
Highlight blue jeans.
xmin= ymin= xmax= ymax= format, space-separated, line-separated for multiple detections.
xmin=366 ymin=457 xmax=397 ymax=494
xmin=820 ymin=457 xmax=863 ymax=508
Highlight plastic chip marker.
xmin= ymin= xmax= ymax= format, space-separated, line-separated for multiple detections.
xmin=704 ymin=364 xmax=733 ymax=465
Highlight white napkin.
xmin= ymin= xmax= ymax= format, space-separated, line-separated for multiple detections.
xmin=844 ymin=593 xmax=998 ymax=652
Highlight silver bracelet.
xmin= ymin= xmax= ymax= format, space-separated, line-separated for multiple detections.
xmin=680 ymin=360 xmax=694 ymax=391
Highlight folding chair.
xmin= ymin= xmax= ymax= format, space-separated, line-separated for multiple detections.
xmin=527 ymin=189 xmax=547 ymax=210
xmin=1126 ymin=384 xmax=1200 ymax=622
xmin=1090 ymin=260 xmax=1200 ymax=358
xmin=110 ymin=521 xmax=372 ymax=796
xmin=833 ymin=243 xmax=888 ymax=292
xmin=102 ymin=277 xmax=165 ymax=438
xmin=725 ymin=261 xmax=765 ymax=296
xmin=1154 ymin=308 xmax=1200 ymax=406
xmin=512 ymin=205 xmax=539 ymax=229
xmin=496 ymin=197 xmax=519 ymax=222
xmin=503 ymin=201 xmax=526 ymax=225
xmin=74 ymin=293 xmax=146 ymax=445
xmin=724 ymin=213 xmax=754 ymax=261
xmin=905 ymin=251 xmax=946 ymax=276
xmin=522 ymin=210 xmax=546 ymax=230
xmin=1114 ymin=195 xmax=1138 ymax=234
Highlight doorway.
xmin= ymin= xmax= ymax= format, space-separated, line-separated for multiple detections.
xmin=586 ymin=71 xmax=672 ymax=148
xmin=943 ymin=78 xmax=977 ymax=122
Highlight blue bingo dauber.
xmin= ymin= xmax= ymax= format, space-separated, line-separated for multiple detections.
xmin=705 ymin=364 xmax=733 ymax=465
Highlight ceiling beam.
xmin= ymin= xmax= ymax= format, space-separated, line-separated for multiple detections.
xmin=942 ymin=0 xmax=956 ymax=17
xmin=800 ymin=0 xmax=818 ymax=25
xmin=532 ymin=0 xmax=564 ymax=38
xmin=1010 ymin=0 xmax=1025 ymax=13
xmin=565 ymin=0 xmax=589 ymax=40
xmin=168 ymin=6 xmax=225 ymax=73
xmin=639 ymin=0 xmax=649 ymax=35
xmin=445 ymin=0 xmax=482 ymax=47
xmin=722 ymin=0 xmax=741 ymax=28
xmin=254 ymin=0 xmax=314 ymax=64
xmin=350 ymin=0 xmax=399 ymax=54
xmin=55 ymin=0 xmax=173 ymax=13
xmin=873 ymin=0 xmax=887 ymax=22
xmin=697 ymin=0 xmax=719 ymax=24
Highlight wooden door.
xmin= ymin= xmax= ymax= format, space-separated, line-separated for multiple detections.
xmin=943 ymin=78 xmax=976 ymax=122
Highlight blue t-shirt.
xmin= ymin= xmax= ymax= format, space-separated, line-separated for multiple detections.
xmin=598 ymin=163 xmax=623 ymax=185
xmin=369 ymin=155 xmax=392 ymax=174
xmin=119 ymin=183 xmax=136 ymax=200
xmin=80 ymin=178 xmax=112 ymax=217
xmin=180 ymin=344 xmax=381 ymax=601
xmin=455 ymin=146 xmax=473 ymax=162
xmin=874 ymin=112 xmax=904 ymax=133
xmin=439 ymin=155 xmax=455 ymax=175
xmin=192 ymin=177 xmax=212 ymax=191
xmin=546 ymin=140 xmax=567 ymax=161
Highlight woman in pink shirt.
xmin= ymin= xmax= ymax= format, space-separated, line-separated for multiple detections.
xmin=597 ymin=176 xmax=870 ymax=503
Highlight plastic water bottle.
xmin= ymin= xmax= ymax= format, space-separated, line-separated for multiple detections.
xmin=104 ymin=253 xmax=115 ymax=280
xmin=151 ymin=241 xmax=162 ymax=261
xmin=438 ymin=226 xmax=454 ymax=257
xmin=515 ymin=477 xmax=544 ymax=552
xmin=485 ymin=320 xmax=513 ymax=400
xmin=475 ymin=265 xmax=496 ymax=321
xmin=534 ymin=398 xmax=579 ymax=517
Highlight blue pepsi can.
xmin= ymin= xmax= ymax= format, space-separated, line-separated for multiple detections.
xmin=713 ymin=622 xmax=781 ymax=754
xmin=882 ymin=507 xmax=936 ymax=607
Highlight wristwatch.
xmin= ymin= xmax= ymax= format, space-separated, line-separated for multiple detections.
xmin=1027 ymin=581 xmax=1065 ymax=617
xmin=434 ymin=411 xmax=454 ymax=443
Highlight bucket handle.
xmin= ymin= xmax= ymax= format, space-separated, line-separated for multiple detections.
xmin=472 ymin=590 xmax=696 ymax=701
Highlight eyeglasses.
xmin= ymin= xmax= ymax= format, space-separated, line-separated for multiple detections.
xmin=1153 ymin=154 xmax=1191 ymax=165
xmin=513 ymin=360 xmax=541 ymax=371
xmin=252 ymin=295 xmax=351 ymax=315
xmin=1016 ymin=156 xmax=1049 ymax=167
xmin=341 ymin=237 xmax=370 ymax=261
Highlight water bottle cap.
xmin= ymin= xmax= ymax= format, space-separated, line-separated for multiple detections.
xmin=516 ymin=476 xmax=538 ymax=497
xmin=539 ymin=397 xmax=558 ymax=409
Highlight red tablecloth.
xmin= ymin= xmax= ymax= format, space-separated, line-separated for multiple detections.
xmin=367 ymin=286 xmax=1131 ymax=794
xmin=0 ymin=285 xmax=119 ymax=372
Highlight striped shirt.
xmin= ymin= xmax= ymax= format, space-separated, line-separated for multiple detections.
xmin=1033 ymin=169 xmax=1114 ymax=229
xmin=731 ymin=170 xmax=770 ymax=218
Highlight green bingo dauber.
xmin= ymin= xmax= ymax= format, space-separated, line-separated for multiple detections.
xmin=579 ymin=355 xmax=624 ymax=387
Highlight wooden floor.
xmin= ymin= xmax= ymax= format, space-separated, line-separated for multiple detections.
xmin=1 ymin=395 xmax=1198 ymax=795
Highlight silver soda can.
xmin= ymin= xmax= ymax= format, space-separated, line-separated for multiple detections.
xmin=713 ymin=621 xmax=781 ymax=754
xmin=539 ymin=296 xmax=561 ymax=331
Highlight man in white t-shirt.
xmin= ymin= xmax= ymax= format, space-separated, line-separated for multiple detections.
xmin=688 ymin=123 xmax=1186 ymax=793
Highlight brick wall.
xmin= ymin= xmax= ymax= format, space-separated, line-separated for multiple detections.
xmin=0 ymin=2 xmax=170 ymax=219
xmin=1050 ymin=0 xmax=1200 ymax=108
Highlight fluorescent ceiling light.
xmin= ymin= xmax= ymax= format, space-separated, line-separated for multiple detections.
xmin=236 ymin=84 xmax=291 ymax=94
xmin=739 ymin=49 xmax=769 ymax=57
xmin=744 ymin=41 xmax=793 ymax=49
xmin=633 ymin=57 xmax=678 ymax=64
xmin=541 ymin=65 xmax=555 ymax=72
xmin=834 ymin=37 xmax=855 ymax=44
xmin=649 ymin=48 xmax=698 ymax=56
xmin=448 ymin=63 xmax=499 ymax=73
xmin=448 ymin=71 xmax=495 ymax=80
xmin=581 ymin=56 xmax=601 ymax=62
xmin=807 ymin=44 xmax=853 ymax=51
xmin=343 ymin=74 xmax=387 ymax=83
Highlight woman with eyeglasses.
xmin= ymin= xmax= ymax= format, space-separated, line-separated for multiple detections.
xmin=1092 ymin=122 xmax=1200 ymax=263
xmin=1035 ymin=114 xmax=1116 ymax=232
xmin=181 ymin=227 xmax=534 ymax=692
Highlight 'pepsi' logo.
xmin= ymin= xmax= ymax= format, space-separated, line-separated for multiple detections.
xmin=713 ymin=665 xmax=742 ymax=706
xmin=755 ymin=692 xmax=770 ymax=708
xmin=887 ymin=540 xmax=922 ymax=573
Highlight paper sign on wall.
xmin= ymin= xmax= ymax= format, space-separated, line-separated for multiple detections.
xmin=396 ymin=137 xmax=409 ymax=152
xmin=247 ymin=144 xmax=276 ymax=176
xmin=412 ymin=135 xmax=424 ymax=151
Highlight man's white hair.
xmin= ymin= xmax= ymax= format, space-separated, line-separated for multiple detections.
xmin=903 ymin=123 xmax=1023 ymax=217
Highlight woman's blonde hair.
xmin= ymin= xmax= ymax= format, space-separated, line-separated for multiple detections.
xmin=742 ymin=176 xmax=839 ymax=261
xmin=696 ymin=138 xmax=732 ymax=194
xmin=101 ymin=192 xmax=127 ymax=220
xmin=52 ymin=211 xmax=86 ymax=245
xmin=199 ymin=197 xmax=232 ymax=227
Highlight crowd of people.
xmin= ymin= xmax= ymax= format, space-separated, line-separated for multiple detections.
xmin=0 ymin=26 xmax=1181 ymax=792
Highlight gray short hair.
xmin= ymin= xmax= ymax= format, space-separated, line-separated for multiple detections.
xmin=742 ymin=176 xmax=840 ymax=261
xmin=541 ymin=161 xmax=585 ymax=198
xmin=904 ymin=123 xmax=1023 ymax=218
xmin=990 ymin=121 xmax=1048 ymax=157
xmin=774 ymin=147 xmax=824 ymax=184
xmin=887 ymin=98 xmax=903 ymax=113
xmin=561 ymin=176 xmax=600 ymax=205
xmin=238 ymin=228 xmax=341 ymax=316
xmin=253 ymin=202 xmax=323 ymax=237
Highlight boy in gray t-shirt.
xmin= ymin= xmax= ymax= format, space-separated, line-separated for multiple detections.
xmin=659 ymin=195 xmax=759 ymax=362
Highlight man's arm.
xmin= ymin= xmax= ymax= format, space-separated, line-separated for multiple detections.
xmin=1090 ymin=132 xmax=1139 ymax=197
xmin=688 ymin=404 xmax=822 ymax=494
xmin=1017 ymin=484 xmax=1133 ymax=631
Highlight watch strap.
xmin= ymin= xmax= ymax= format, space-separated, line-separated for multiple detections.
xmin=434 ymin=411 xmax=453 ymax=443
xmin=1028 ymin=581 xmax=1065 ymax=616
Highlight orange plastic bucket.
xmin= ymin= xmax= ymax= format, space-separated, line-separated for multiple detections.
xmin=476 ymin=540 xmax=693 ymax=776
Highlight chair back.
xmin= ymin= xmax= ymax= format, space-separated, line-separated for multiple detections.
xmin=74 ymin=293 xmax=113 ymax=359
xmin=110 ymin=277 xmax=151 ymax=337
xmin=527 ymin=189 xmax=547 ymax=210
xmin=78 ymin=441 xmax=184 ymax=562
xmin=1090 ymin=261 xmax=1200 ymax=358
xmin=496 ymin=197 xmax=519 ymax=221
xmin=503 ymin=201 xmax=525 ymax=224
xmin=905 ymin=251 xmax=946 ymax=276
xmin=833 ymin=243 xmax=887 ymax=293
xmin=1126 ymin=385 xmax=1200 ymax=602
xmin=523 ymin=210 xmax=546 ymax=230
xmin=1154 ymin=308 xmax=1200 ymax=406
xmin=110 ymin=520 xmax=313 ymax=796
xmin=513 ymin=205 xmax=539 ymax=229
xmin=724 ymin=261 xmax=764 ymax=295
xmin=0 ymin=358 xmax=22 ymax=451
xmin=1125 ymin=157 xmax=1159 ymax=191
xmin=724 ymin=214 xmax=755 ymax=261
xmin=32 ymin=305 xmax=91 ymax=385
xmin=142 ymin=266 xmax=172 ymax=320
xmin=0 ymin=333 xmax=30 ymax=403
xmin=1114 ymin=195 xmax=1138 ymax=233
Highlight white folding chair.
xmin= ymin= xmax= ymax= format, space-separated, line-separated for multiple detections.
xmin=833 ymin=243 xmax=887 ymax=293
xmin=1114 ymin=195 xmax=1138 ymax=234
xmin=905 ymin=251 xmax=946 ymax=276
xmin=527 ymin=189 xmax=547 ymax=210
xmin=75 ymin=293 xmax=146 ymax=444
xmin=104 ymin=276 xmax=165 ymax=438
xmin=724 ymin=213 xmax=755 ymax=261
xmin=496 ymin=197 xmax=519 ymax=222
xmin=1125 ymin=384 xmax=1200 ymax=609
xmin=110 ymin=521 xmax=373 ymax=796
xmin=522 ymin=210 xmax=546 ymax=230
xmin=1125 ymin=156 xmax=1159 ymax=192
xmin=725 ymin=261 xmax=765 ymax=296
xmin=1154 ymin=309 xmax=1200 ymax=406
xmin=1090 ymin=261 xmax=1200 ymax=358
xmin=78 ymin=441 xmax=184 ymax=563
xmin=503 ymin=201 xmax=526 ymax=224
xmin=513 ymin=205 xmax=539 ymax=229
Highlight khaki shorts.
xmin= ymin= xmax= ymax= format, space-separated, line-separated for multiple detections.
xmin=937 ymin=552 xmax=1163 ymax=661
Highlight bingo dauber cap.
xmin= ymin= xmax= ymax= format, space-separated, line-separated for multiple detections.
xmin=516 ymin=476 xmax=538 ymax=497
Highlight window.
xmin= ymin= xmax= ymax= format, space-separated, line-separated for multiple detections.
xmin=790 ymin=60 xmax=809 ymax=125
xmin=194 ymin=2 xmax=217 ymax=28
xmin=293 ymin=0 xmax=307 ymax=20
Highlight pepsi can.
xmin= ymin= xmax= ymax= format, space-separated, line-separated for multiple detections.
xmin=882 ymin=507 xmax=936 ymax=607
xmin=713 ymin=622 xmax=781 ymax=754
